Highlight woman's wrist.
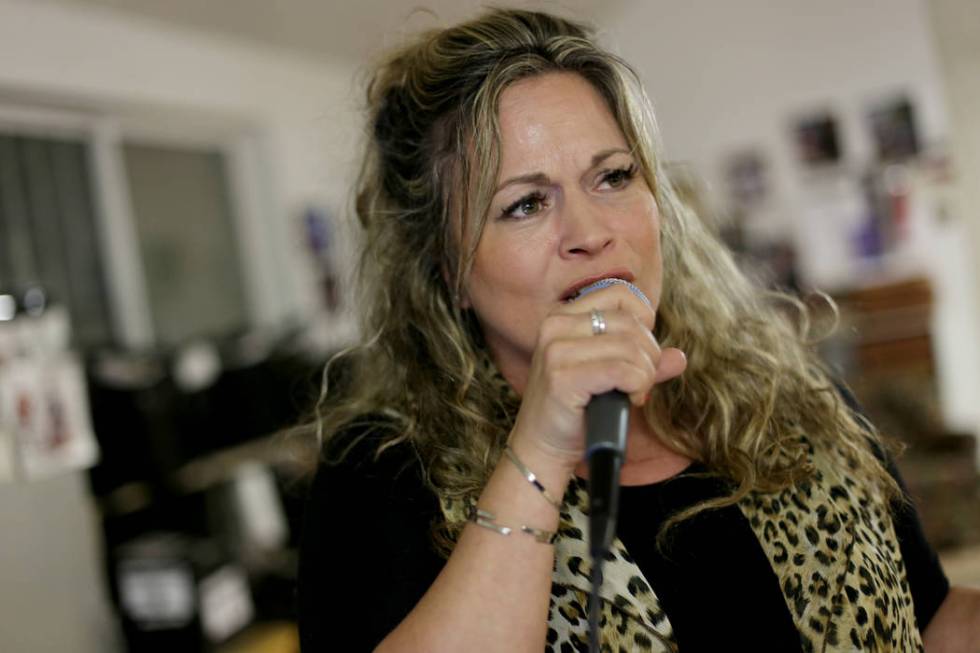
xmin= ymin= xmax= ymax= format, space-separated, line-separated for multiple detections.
xmin=502 ymin=445 xmax=564 ymax=510
xmin=504 ymin=431 xmax=577 ymax=500
xmin=508 ymin=429 xmax=581 ymax=477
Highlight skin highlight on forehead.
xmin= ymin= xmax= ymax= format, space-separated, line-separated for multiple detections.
xmin=495 ymin=73 xmax=630 ymax=190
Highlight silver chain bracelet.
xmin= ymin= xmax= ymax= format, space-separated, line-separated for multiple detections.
xmin=468 ymin=506 xmax=557 ymax=544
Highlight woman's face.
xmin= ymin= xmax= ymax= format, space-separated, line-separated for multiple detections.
xmin=462 ymin=72 xmax=663 ymax=392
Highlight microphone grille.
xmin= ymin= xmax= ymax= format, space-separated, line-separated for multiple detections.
xmin=574 ymin=278 xmax=651 ymax=307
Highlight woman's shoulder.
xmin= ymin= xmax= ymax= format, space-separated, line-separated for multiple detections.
xmin=314 ymin=414 xmax=426 ymax=494
xmin=298 ymin=415 xmax=445 ymax=651
xmin=321 ymin=413 xmax=410 ymax=463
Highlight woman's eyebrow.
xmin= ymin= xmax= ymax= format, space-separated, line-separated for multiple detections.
xmin=590 ymin=148 xmax=631 ymax=167
xmin=494 ymin=171 xmax=551 ymax=194
xmin=493 ymin=148 xmax=632 ymax=194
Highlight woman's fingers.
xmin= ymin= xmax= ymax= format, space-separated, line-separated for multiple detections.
xmin=654 ymin=347 xmax=687 ymax=383
xmin=541 ymin=311 xmax=659 ymax=357
xmin=541 ymin=283 xmax=686 ymax=398
xmin=540 ymin=328 xmax=685 ymax=403
xmin=542 ymin=355 xmax=658 ymax=406
xmin=543 ymin=336 xmax=657 ymax=395
xmin=556 ymin=283 xmax=656 ymax=331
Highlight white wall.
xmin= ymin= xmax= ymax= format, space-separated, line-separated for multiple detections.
xmin=605 ymin=0 xmax=980 ymax=441
xmin=0 ymin=2 xmax=361 ymax=651
xmin=927 ymin=0 xmax=980 ymax=458
xmin=0 ymin=472 xmax=121 ymax=653
xmin=606 ymin=1 xmax=948 ymax=184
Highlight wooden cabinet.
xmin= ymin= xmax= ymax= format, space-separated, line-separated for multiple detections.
xmin=832 ymin=278 xmax=979 ymax=549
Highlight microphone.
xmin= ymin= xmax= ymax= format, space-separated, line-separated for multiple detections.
xmin=572 ymin=278 xmax=651 ymax=557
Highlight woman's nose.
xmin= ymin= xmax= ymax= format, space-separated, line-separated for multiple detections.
xmin=559 ymin=198 xmax=614 ymax=258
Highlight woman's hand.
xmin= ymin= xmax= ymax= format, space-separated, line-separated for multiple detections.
xmin=508 ymin=283 xmax=687 ymax=471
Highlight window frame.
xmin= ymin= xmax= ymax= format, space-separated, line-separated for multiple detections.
xmin=0 ymin=101 xmax=280 ymax=349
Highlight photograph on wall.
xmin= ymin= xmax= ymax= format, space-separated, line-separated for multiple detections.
xmin=792 ymin=111 xmax=842 ymax=166
xmin=867 ymin=95 xmax=920 ymax=161
xmin=724 ymin=148 xmax=770 ymax=207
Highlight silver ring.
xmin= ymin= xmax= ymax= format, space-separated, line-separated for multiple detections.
xmin=590 ymin=308 xmax=607 ymax=336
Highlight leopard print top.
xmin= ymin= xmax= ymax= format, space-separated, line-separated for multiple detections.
xmin=440 ymin=439 xmax=923 ymax=652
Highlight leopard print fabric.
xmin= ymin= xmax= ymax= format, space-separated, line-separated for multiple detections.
xmin=439 ymin=439 xmax=923 ymax=652
xmin=738 ymin=441 xmax=923 ymax=652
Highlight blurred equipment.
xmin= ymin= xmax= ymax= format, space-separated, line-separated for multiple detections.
xmin=85 ymin=328 xmax=325 ymax=652
xmin=114 ymin=534 xmax=253 ymax=652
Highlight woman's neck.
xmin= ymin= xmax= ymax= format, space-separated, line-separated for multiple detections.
xmin=573 ymin=405 xmax=693 ymax=486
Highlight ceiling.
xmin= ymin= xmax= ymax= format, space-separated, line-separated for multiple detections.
xmin=39 ymin=0 xmax=630 ymax=65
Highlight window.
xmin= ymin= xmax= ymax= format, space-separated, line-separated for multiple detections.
xmin=0 ymin=132 xmax=113 ymax=348
xmin=122 ymin=143 xmax=248 ymax=346
xmin=0 ymin=104 xmax=277 ymax=351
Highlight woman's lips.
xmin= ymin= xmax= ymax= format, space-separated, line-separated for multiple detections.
xmin=561 ymin=270 xmax=635 ymax=302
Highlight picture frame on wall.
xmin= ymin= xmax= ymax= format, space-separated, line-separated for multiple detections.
xmin=867 ymin=95 xmax=920 ymax=162
xmin=792 ymin=111 xmax=842 ymax=167
xmin=724 ymin=148 xmax=770 ymax=207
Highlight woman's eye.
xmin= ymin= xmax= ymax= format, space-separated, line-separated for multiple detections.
xmin=502 ymin=191 xmax=547 ymax=219
xmin=599 ymin=165 xmax=637 ymax=190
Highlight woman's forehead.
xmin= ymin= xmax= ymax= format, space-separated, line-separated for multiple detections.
xmin=495 ymin=73 xmax=628 ymax=177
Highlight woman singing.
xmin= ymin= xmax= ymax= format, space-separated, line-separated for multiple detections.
xmin=298 ymin=8 xmax=979 ymax=652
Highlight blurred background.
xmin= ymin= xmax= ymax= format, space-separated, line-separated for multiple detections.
xmin=0 ymin=0 xmax=978 ymax=651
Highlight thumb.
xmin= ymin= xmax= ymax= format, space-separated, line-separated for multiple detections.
xmin=654 ymin=347 xmax=687 ymax=383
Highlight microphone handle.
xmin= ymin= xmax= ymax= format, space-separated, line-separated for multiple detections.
xmin=585 ymin=390 xmax=629 ymax=556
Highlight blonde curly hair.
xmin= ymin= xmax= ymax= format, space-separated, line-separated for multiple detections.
xmin=313 ymin=8 xmax=898 ymax=553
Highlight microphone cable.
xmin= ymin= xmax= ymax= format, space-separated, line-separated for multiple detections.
xmin=588 ymin=555 xmax=604 ymax=653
